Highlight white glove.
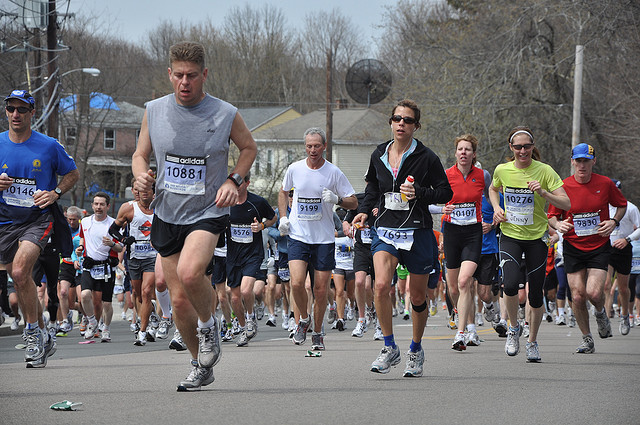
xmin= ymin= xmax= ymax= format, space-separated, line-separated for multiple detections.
xmin=278 ymin=216 xmax=290 ymax=235
xmin=322 ymin=188 xmax=339 ymax=205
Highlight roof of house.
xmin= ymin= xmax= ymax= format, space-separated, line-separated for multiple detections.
xmin=252 ymin=108 xmax=389 ymax=143
xmin=238 ymin=106 xmax=296 ymax=131
xmin=60 ymin=94 xmax=145 ymax=127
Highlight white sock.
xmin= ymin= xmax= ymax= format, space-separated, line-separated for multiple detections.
xmin=198 ymin=316 xmax=214 ymax=329
xmin=558 ymin=307 xmax=565 ymax=316
xmin=467 ymin=323 xmax=476 ymax=333
xmin=155 ymin=288 xmax=172 ymax=318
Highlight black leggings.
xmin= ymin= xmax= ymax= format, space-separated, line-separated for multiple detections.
xmin=499 ymin=234 xmax=547 ymax=308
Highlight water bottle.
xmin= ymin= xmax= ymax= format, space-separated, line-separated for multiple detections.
xmin=401 ymin=175 xmax=414 ymax=202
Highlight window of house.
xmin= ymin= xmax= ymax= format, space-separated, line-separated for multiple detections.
xmin=253 ymin=151 xmax=261 ymax=176
xmin=65 ymin=127 xmax=77 ymax=146
xmin=104 ymin=128 xmax=116 ymax=150
xmin=267 ymin=149 xmax=273 ymax=176
xmin=287 ymin=149 xmax=296 ymax=165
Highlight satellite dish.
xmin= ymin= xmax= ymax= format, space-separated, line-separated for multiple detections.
xmin=345 ymin=59 xmax=392 ymax=107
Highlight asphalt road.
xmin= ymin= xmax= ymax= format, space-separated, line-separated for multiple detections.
xmin=1 ymin=306 xmax=639 ymax=424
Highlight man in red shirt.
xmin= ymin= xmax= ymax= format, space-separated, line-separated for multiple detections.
xmin=548 ymin=143 xmax=626 ymax=354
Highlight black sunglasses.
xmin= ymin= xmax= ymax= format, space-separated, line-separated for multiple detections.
xmin=6 ymin=105 xmax=32 ymax=114
xmin=390 ymin=115 xmax=417 ymax=125
xmin=510 ymin=143 xmax=534 ymax=151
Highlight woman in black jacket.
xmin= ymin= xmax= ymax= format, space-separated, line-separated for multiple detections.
xmin=353 ymin=99 xmax=452 ymax=377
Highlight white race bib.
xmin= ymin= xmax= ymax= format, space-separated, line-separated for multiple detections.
xmin=377 ymin=227 xmax=414 ymax=250
xmin=297 ymin=197 xmax=322 ymax=221
xmin=504 ymin=187 xmax=534 ymax=225
xmin=573 ymin=212 xmax=600 ymax=237
xmin=384 ymin=192 xmax=409 ymax=211
xmin=133 ymin=241 xmax=157 ymax=257
xmin=90 ymin=264 xmax=110 ymax=280
xmin=360 ymin=227 xmax=372 ymax=245
xmin=3 ymin=177 xmax=36 ymax=207
xmin=230 ymin=224 xmax=253 ymax=243
xmin=631 ymin=257 xmax=640 ymax=274
xmin=450 ymin=202 xmax=477 ymax=225
xmin=164 ymin=153 xmax=206 ymax=195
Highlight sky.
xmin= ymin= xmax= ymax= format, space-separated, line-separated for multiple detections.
xmin=65 ymin=0 xmax=391 ymax=49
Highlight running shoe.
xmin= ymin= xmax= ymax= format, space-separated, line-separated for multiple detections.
xmin=266 ymin=315 xmax=276 ymax=327
xmin=327 ymin=307 xmax=337 ymax=325
xmin=619 ymin=316 xmax=630 ymax=336
xmin=197 ymin=321 xmax=221 ymax=368
xmin=236 ymin=329 xmax=249 ymax=347
xmin=311 ymin=333 xmax=325 ymax=350
xmin=447 ymin=313 xmax=457 ymax=330
xmin=24 ymin=328 xmax=45 ymax=363
xmin=403 ymin=348 xmax=424 ymax=377
xmin=255 ymin=302 xmax=265 ymax=321
xmin=177 ymin=360 xmax=214 ymax=392
xmin=232 ymin=317 xmax=241 ymax=335
xmin=483 ymin=303 xmax=496 ymax=323
xmin=11 ymin=314 xmax=21 ymax=331
xmin=526 ymin=341 xmax=541 ymax=362
xmin=595 ymin=310 xmax=613 ymax=338
xmin=522 ymin=323 xmax=530 ymax=338
xmin=392 ymin=307 xmax=398 ymax=317
xmin=169 ymin=330 xmax=187 ymax=351
xmin=146 ymin=327 xmax=156 ymax=342
xmin=335 ymin=318 xmax=345 ymax=332
xmin=548 ymin=301 xmax=556 ymax=317
xmin=465 ymin=330 xmax=482 ymax=347
xmin=370 ymin=345 xmax=401 ymax=374
xmin=429 ymin=305 xmax=437 ymax=317
xmin=568 ymin=312 xmax=576 ymax=328
xmin=556 ymin=314 xmax=566 ymax=325
xmin=493 ymin=320 xmax=508 ymax=337
xmin=221 ymin=327 xmax=234 ymax=342
xmin=373 ymin=323 xmax=383 ymax=341
xmin=365 ymin=307 xmax=375 ymax=326
xmin=292 ymin=319 xmax=310 ymax=345
xmin=287 ymin=317 xmax=296 ymax=332
xmin=156 ymin=317 xmax=172 ymax=340
xmin=101 ymin=329 xmax=111 ymax=343
xmin=134 ymin=331 xmax=147 ymax=346
xmin=79 ymin=316 xmax=88 ymax=336
xmin=518 ymin=306 xmax=525 ymax=320
xmin=635 ymin=316 xmax=640 ymax=327
xmin=26 ymin=328 xmax=56 ymax=368
xmin=121 ymin=311 xmax=127 ymax=320
xmin=281 ymin=312 xmax=289 ymax=330
xmin=59 ymin=318 xmax=72 ymax=333
xmin=505 ymin=326 xmax=520 ymax=356
xmin=352 ymin=320 xmax=366 ymax=338
xmin=576 ymin=335 xmax=595 ymax=354
xmin=346 ymin=304 xmax=355 ymax=321
xmin=452 ymin=332 xmax=466 ymax=351
xmin=246 ymin=317 xmax=258 ymax=339
xmin=402 ymin=310 xmax=411 ymax=320
xmin=85 ymin=321 xmax=97 ymax=340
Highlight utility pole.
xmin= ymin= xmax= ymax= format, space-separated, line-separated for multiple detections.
xmin=571 ymin=45 xmax=584 ymax=150
xmin=325 ymin=50 xmax=333 ymax=162
xmin=46 ymin=0 xmax=58 ymax=138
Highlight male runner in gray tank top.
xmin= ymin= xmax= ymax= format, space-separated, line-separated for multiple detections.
xmin=132 ymin=41 xmax=257 ymax=391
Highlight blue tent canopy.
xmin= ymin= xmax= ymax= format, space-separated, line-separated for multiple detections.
xmin=60 ymin=92 xmax=120 ymax=112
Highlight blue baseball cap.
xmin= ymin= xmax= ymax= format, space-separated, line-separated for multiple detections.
xmin=571 ymin=143 xmax=595 ymax=160
xmin=5 ymin=89 xmax=35 ymax=107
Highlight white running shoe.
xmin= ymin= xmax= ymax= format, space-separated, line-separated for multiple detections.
xmin=371 ymin=345 xmax=401 ymax=374
xmin=352 ymin=320 xmax=366 ymax=338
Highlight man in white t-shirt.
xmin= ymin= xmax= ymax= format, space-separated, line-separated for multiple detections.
xmin=278 ymin=127 xmax=357 ymax=350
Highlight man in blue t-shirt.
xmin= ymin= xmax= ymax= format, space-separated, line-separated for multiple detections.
xmin=0 ymin=89 xmax=79 ymax=368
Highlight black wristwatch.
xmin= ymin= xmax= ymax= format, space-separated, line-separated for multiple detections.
xmin=54 ymin=187 xmax=62 ymax=198
xmin=612 ymin=217 xmax=620 ymax=227
xmin=625 ymin=236 xmax=632 ymax=244
xmin=227 ymin=173 xmax=243 ymax=187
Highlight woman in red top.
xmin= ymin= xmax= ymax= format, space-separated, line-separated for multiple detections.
xmin=442 ymin=134 xmax=485 ymax=351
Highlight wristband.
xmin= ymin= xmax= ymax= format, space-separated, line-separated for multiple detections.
xmin=261 ymin=222 xmax=265 ymax=230
xmin=625 ymin=236 xmax=631 ymax=244
xmin=612 ymin=218 xmax=620 ymax=227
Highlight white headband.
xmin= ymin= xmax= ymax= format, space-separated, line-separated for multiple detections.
xmin=509 ymin=130 xmax=534 ymax=144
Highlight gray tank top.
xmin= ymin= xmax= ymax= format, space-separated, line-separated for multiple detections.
xmin=147 ymin=94 xmax=237 ymax=224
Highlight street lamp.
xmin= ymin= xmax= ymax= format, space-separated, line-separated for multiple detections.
xmin=61 ymin=67 xmax=101 ymax=78
xmin=47 ymin=67 xmax=101 ymax=138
